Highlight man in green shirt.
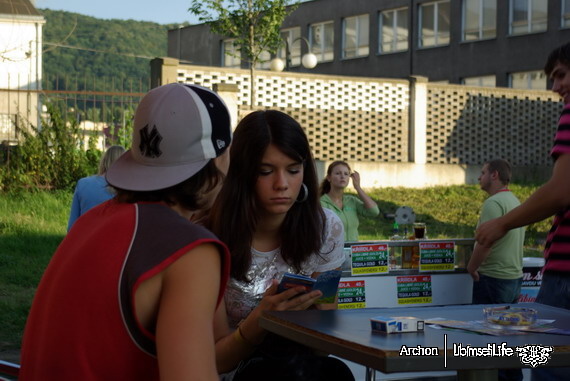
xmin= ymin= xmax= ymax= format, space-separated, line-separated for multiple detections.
xmin=468 ymin=159 xmax=525 ymax=381
xmin=468 ymin=158 xmax=525 ymax=303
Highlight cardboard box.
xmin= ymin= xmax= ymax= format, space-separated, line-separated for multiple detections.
xmin=370 ymin=316 xmax=425 ymax=334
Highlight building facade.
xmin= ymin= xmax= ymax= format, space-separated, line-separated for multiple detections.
xmin=0 ymin=0 xmax=44 ymax=142
xmin=168 ymin=0 xmax=570 ymax=89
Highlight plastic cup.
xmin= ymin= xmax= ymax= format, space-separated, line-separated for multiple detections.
xmin=413 ymin=223 xmax=426 ymax=239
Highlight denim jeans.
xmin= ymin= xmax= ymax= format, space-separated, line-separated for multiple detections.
xmin=531 ymin=271 xmax=570 ymax=381
xmin=472 ymin=275 xmax=523 ymax=381
xmin=472 ymin=274 xmax=522 ymax=304
xmin=535 ymin=271 xmax=570 ymax=309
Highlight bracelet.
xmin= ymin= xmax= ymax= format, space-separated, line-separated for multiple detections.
xmin=233 ymin=326 xmax=257 ymax=348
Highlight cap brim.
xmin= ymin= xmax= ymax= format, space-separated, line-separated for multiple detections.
xmin=105 ymin=149 xmax=209 ymax=191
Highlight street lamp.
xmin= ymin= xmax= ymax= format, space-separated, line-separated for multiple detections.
xmin=270 ymin=36 xmax=317 ymax=72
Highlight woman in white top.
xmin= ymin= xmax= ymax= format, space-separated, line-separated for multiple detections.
xmin=209 ymin=110 xmax=353 ymax=380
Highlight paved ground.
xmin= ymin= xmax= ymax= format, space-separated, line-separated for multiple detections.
xmin=341 ymin=358 xmax=532 ymax=380
xmin=341 ymin=358 xmax=457 ymax=380
xmin=0 ymin=349 xmax=19 ymax=365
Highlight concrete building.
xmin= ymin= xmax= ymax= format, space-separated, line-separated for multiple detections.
xmin=0 ymin=0 xmax=44 ymax=142
xmin=168 ymin=0 xmax=570 ymax=89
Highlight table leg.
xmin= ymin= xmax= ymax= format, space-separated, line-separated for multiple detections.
xmin=365 ymin=367 xmax=376 ymax=381
xmin=457 ymin=369 xmax=498 ymax=381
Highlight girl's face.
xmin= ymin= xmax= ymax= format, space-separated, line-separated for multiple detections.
xmin=327 ymin=164 xmax=351 ymax=189
xmin=255 ymin=144 xmax=304 ymax=217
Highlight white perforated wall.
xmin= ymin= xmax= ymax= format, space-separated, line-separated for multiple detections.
xmin=426 ymin=85 xmax=562 ymax=165
xmin=177 ymin=67 xmax=410 ymax=162
xmin=172 ymin=64 xmax=563 ymax=166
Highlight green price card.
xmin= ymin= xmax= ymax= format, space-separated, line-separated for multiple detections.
xmin=338 ymin=280 xmax=366 ymax=309
xmin=350 ymin=243 xmax=389 ymax=275
xmin=419 ymin=241 xmax=455 ymax=272
xmin=397 ymin=275 xmax=433 ymax=304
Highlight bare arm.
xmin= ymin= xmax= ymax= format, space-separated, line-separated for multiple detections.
xmin=466 ymin=243 xmax=492 ymax=282
xmin=476 ymin=154 xmax=570 ymax=247
xmin=214 ymin=281 xmax=323 ymax=373
xmin=154 ymin=244 xmax=221 ymax=381
xmin=350 ymin=171 xmax=377 ymax=210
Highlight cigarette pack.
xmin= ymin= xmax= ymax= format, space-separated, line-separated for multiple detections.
xmin=370 ymin=316 xmax=425 ymax=334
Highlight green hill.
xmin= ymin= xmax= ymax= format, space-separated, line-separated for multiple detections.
xmin=39 ymin=9 xmax=189 ymax=90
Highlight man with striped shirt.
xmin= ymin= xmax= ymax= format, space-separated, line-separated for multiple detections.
xmin=476 ymin=42 xmax=570 ymax=381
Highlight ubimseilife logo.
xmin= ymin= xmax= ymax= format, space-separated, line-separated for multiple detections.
xmin=398 ymin=335 xmax=553 ymax=368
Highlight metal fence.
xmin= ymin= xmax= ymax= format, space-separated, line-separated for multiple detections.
xmin=1 ymin=74 xmax=149 ymax=153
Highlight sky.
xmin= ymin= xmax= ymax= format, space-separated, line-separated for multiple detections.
xmin=34 ymin=0 xmax=199 ymax=25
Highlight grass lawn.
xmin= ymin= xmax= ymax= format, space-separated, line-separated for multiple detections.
xmin=0 ymin=190 xmax=71 ymax=361
xmin=0 ymin=184 xmax=550 ymax=362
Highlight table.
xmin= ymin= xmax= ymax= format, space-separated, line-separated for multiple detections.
xmin=260 ymin=303 xmax=570 ymax=381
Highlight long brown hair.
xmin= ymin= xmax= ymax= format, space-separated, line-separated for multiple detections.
xmin=319 ymin=160 xmax=351 ymax=195
xmin=209 ymin=110 xmax=326 ymax=282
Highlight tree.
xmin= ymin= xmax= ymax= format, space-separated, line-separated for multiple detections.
xmin=189 ymin=0 xmax=297 ymax=107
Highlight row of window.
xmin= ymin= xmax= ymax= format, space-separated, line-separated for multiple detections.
xmin=458 ymin=70 xmax=546 ymax=89
xmin=221 ymin=0 xmax=564 ymax=89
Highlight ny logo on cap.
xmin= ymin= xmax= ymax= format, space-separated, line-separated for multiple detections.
xmin=139 ymin=125 xmax=163 ymax=158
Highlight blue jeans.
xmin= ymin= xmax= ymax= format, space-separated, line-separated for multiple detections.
xmin=472 ymin=275 xmax=523 ymax=381
xmin=535 ymin=271 xmax=570 ymax=308
xmin=472 ymin=274 xmax=522 ymax=304
xmin=531 ymin=271 xmax=570 ymax=381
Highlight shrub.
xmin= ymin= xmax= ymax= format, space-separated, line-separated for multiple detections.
xmin=0 ymin=104 xmax=101 ymax=192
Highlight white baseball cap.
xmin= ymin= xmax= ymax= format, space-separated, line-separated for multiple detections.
xmin=106 ymin=83 xmax=231 ymax=191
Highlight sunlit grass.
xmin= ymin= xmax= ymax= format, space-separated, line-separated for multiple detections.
xmin=0 ymin=190 xmax=70 ymax=355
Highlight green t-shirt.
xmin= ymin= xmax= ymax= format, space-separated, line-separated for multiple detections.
xmin=477 ymin=191 xmax=525 ymax=279
xmin=320 ymin=193 xmax=379 ymax=242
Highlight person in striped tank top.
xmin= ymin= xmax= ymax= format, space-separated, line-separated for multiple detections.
xmin=476 ymin=42 xmax=570 ymax=381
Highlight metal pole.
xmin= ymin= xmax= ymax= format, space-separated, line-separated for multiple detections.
xmin=285 ymin=39 xmax=291 ymax=70
xmin=410 ymin=0 xmax=414 ymax=76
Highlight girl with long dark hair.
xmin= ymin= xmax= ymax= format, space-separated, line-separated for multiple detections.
xmin=210 ymin=110 xmax=353 ymax=380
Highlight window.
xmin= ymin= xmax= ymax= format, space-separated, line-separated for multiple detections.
xmin=0 ymin=114 xmax=14 ymax=139
xmin=419 ymin=1 xmax=450 ymax=47
xmin=510 ymin=70 xmax=547 ymax=89
xmin=462 ymin=75 xmax=496 ymax=87
xmin=462 ymin=0 xmax=497 ymax=41
xmin=278 ymin=27 xmax=302 ymax=67
xmin=342 ymin=14 xmax=369 ymax=59
xmin=222 ymin=39 xmax=240 ymax=68
xmin=379 ymin=7 xmax=408 ymax=53
xmin=509 ymin=0 xmax=547 ymax=35
xmin=309 ymin=21 xmax=334 ymax=62
xmin=563 ymin=0 xmax=570 ymax=28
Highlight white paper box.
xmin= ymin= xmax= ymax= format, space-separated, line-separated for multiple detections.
xmin=370 ymin=316 xmax=425 ymax=334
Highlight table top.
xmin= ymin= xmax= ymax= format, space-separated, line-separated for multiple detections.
xmin=260 ymin=303 xmax=570 ymax=373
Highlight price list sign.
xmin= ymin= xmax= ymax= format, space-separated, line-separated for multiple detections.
xmin=419 ymin=241 xmax=455 ymax=272
xmin=397 ymin=275 xmax=432 ymax=304
xmin=338 ymin=280 xmax=366 ymax=309
xmin=350 ymin=244 xmax=389 ymax=275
